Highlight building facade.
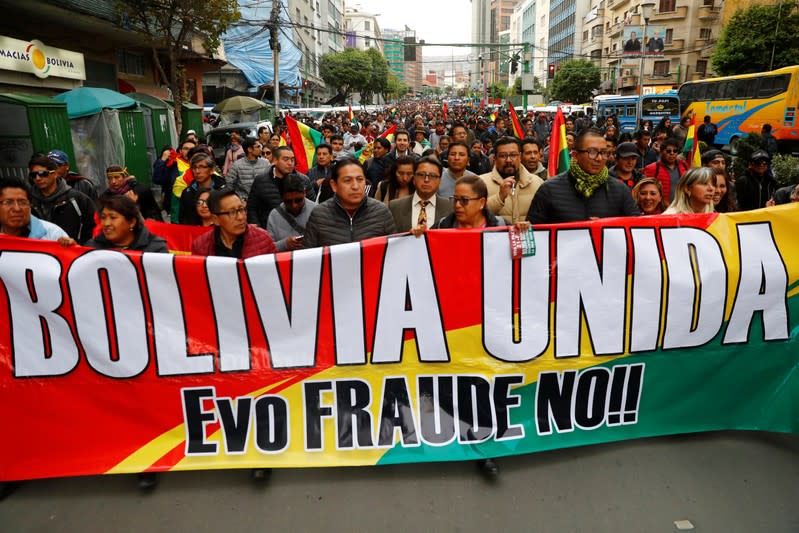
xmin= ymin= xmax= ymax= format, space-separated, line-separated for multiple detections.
xmin=548 ymin=0 xmax=591 ymax=67
xmin=581 ymin=0 xmax=724 ymax=95
xmin=343 ymin=8 xmax=383 ymax=53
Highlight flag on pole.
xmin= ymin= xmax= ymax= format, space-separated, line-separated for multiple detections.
xmin=683 ymin=114 xmax=702 ymax=168
xmin=279 ymin=131 xmax=287 ymax=147
xmin=489 ymin=112 xmax=497 ymax=122
xmin=348 ymin=105 xmax=355 ymax=124
xmin=507 ymin=101 xmax=524 ymax=138
xmin=355 ymin=124 xmax=398 ymax=162
xmin=285 ymin=115 xmax=323 ymax=174
xmin=547 ymin=108 xmax=571 ymax=177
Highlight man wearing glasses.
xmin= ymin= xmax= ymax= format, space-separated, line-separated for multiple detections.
xmin=481 ymin=137 xmax=544 ymax=224
xmin=191 ymin=188 xmax=276 ymax=258
xmin=388 ymin=156 xmax=453 ymax=232
xmin=0 ymin=177 xmax=74 ymax=245
xmin=178 ymin=153 xmax=227 ymax=225
xmin=267 ymin=175 xmax=317 ymax=251
xmin=528 ymin=130 xmax=640 ymax=224
xmin=642 ymin=137 xmax=689 ymax=201
xmin=736 ymin=150 xmax=778 ymax=211
xmin=27 ymin=154 xmax=96 ymax=243
xmin=227 ymin=137 xmax=270 ymax=201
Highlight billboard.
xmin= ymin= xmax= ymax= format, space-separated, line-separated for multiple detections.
xmin=622 ymin=25 xmax=666 ymax=56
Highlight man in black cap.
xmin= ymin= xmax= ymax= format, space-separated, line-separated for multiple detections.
xmin=608 ymin=142 xmax=643 ymax=189
xmin=736 ymin=150 xmax=778 ymax=210
xmin=701 ymin=149 xmax=727 ymax=173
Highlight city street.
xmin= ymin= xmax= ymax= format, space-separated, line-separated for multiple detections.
xmin=1 ymin=430 xmax=797 ymax=532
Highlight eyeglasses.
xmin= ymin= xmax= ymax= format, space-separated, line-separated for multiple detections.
xmin=414 ymin=172 xmax=441 ymax=180
xmin=752 ymin=160 xmax=769 ymax=166
xmin=575 ymin=149 xmax=612 ymax=160
xmin=196 ymin=199 xmax=208 ymax=207
xmin=284 ymin=198 xmax=305 ymax=205
xmin=450 ymin=195 xmax=481 ymax=206
xmin=0 ymin=199 xmax=31 ymax=208
xmin=214 ymin=206 xmax=247 ymax=218
xmin=263 ymin=151 xmax=272 ymax=156
xmin=662 ymin=148 xmax=680 ymax=154
xmin=29 ymin=170 xmax=55 ymax=178
xmin=495 ymin=152 xmax=520 ymax=161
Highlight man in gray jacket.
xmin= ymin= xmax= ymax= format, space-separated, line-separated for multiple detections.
xmin=226 ymin=137 xmax=270 ymax=200
xmin=303 ymin=158 xmax=396 ymax=248
xmin=267 ymin=175 xmax=316 ymax=251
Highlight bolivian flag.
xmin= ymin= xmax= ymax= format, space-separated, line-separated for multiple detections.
xmin=683 ymin=114 xmax=702 ymax=167
xmin=547 ymin=108 xmax=571 ymax=178
xmin=507 ymin=101 xmax=524 ymax=138
xmin=285 ymin=115 xmax=323 ymax=174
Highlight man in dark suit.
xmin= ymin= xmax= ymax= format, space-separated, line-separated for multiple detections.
xmin=389 ymin=156 xmax=453 ymax=232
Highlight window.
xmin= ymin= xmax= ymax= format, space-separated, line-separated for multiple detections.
xmin=665 ymin=29 xmax=673 ymax=44
xmin=659 ymin=0 xmax=676 ymax=12
xmin=591 ymin=50 xmax=602 ymax=60
xmin=695 ymin=60 xmax=707 ymax=75
xmin=653 ymin=60 xmax=670 ymax=76
xmin=758 ymin=74 xmax=790 ymax=98
xmin=583 ymin=30 xmax=589 ymax=40
xmin=116 ymin=50 xmax=144 ymax=76
xmin=699 ymin=28 xmax=711 ymax=40
xmin=703 ymin=0 xmax=714 ymax=5
xmin=365 ymin=37 xmax=371 ymax=47
xmin=364 ymin=21 xmax=370 ymax=30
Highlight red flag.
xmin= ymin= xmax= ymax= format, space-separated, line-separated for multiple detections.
xmin=507 ymin=101 xmax=524 ymax=138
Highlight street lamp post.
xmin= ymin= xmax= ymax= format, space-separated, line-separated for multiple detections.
xmin=637 ymin=2 xmax=656 ymax=128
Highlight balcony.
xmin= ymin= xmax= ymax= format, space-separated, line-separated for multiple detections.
xmin=651 ymin=5 xmax=688 ymax=21
xmin=621 ymin=75 xmax=638 ymax=87
xmin=608 ymin=0 xmax=631 ymax=9
xmin=667 ymin=38 xmax=685 ymax=51
xmin=698 ymin=5 xmax=721 ymax=20
xmin=608 ymin=22 xmax=624 ymax=38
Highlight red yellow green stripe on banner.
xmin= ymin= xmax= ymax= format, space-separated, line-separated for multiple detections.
xmin=1 ymin=206 xmax=797 ymax=480
xmin=507 ymin=101 xmax=524 ymax=138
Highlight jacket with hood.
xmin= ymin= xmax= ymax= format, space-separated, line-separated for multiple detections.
xmin=31 ymin=179 xmax=96 ymax=244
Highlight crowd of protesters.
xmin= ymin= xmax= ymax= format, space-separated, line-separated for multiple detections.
xmin=2 ymin=99 xmax=795 ymax=269
xmin=0 ymin=99 xmax=796 ymax=494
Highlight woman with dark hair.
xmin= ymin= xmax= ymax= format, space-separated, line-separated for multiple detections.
xmin=712 ymin=168 xmax=738 ymax=213
xmin=653 ymin=117 xmax=673 ymax=139
xmin=87 ymin=195 xmax=167 ymax=252
xmin=179 ymin=153 xmax=226 ymax=225
xmin=432 ymin=175 xmax=506 ymax=228
xmin=601 ymin=115 xmax=618 ymax=134
xmin=102 ymin=165 xmax=163 ymax=221
xmin=194 ymin=187 xmax=215 ymax=226
xmin=374 ymin=155 xmax=416 ymax=205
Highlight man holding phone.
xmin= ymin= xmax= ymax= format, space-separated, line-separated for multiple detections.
xmin=267 ymin=175 xmax=316 ymax=251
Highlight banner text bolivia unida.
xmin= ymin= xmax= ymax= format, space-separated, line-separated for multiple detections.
xmin=2 ymin=223 xmax=789 ymax=378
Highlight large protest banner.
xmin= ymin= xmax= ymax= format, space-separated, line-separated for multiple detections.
xmin=1 ymin=206 xmax=798 ymax=481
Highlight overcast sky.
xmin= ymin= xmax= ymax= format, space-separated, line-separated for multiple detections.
xmin=346 ymin=1 xmax=473 ymax=59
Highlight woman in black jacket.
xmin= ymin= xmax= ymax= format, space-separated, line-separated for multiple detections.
xmin=87 ymin=195 xmax=167 ymax=253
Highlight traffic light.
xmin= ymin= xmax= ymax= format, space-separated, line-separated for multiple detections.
xmin=510 ymin=54 xmax=519 ymax=74
xmin=548 ymin=64 xmax=555 ymax=79
xmin=404 ymin=37 xmax=416 ymax=61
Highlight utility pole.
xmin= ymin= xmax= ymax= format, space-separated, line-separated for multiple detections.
xmin=269 ymin=0 xmax=281 ymax=119
xmin=522 ymin=43 xmax=529 ymax=110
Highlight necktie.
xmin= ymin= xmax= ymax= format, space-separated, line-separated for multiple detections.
xmin=418 ymin=200 xmax=428 ymax=227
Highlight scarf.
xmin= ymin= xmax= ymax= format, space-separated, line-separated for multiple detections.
xmin=571 ymin=161 xmax=609 ymax=199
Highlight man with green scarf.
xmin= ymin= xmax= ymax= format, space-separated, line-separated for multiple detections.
xmin=527 ymin=129 xmax=640 ymax=224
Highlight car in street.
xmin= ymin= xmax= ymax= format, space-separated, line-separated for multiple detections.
xmin=205 ymin=121 xmax=273 ymax=167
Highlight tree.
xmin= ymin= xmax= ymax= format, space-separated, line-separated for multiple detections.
xmin=488 ymin=82 xmax=507 ymax=99
xmin=118 ymin=0 xmax=239 ymax=133
xmin=383 ymin=72 xmax=408 ymax=102
xmin=319 ymin=48 xmax=372 ymax=102
xmin=712 ymin=2 xmax=799 ymax=75
xmin=549 ymin=60 xmax=600 ymax=103
xmin=362 ymin=48 xmax=389 ymax=105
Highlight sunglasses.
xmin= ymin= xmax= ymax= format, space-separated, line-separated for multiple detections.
xmin=29 ymin=170 xmax=55 ymax=178
xmin=284 ymin=198 xmax=304 ymax=205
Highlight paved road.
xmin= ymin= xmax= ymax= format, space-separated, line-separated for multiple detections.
xmin=1 ymin=431 xmax=797 ymax=533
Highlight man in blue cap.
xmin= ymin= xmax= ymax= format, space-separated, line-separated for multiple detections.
xmin=48 ymin=149 xmax=98 ymax=201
